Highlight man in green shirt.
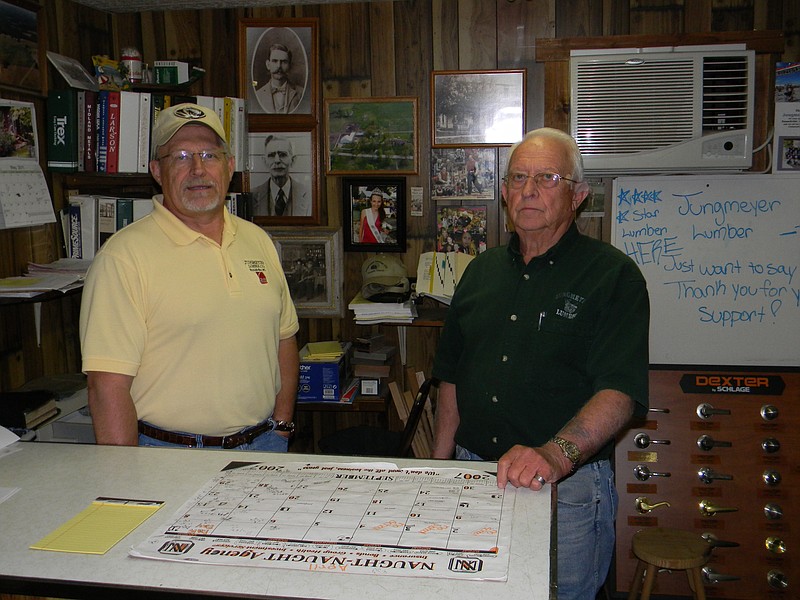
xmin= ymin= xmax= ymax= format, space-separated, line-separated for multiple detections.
xmin=432 ymin=127 xmax=649 ymax=600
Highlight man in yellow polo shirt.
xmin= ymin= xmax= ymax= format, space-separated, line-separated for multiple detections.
xmin=79 ymin=103 xmax=300 ymax=450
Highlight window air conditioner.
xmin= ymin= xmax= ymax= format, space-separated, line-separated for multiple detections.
xmin=570 ymin=45 xmax=755 ymax=174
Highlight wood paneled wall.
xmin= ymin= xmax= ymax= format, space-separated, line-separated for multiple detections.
xmin=1 ymin=0 xmax=798 ymax=391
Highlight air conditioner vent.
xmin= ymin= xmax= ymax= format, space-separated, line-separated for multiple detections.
xmin=701 ymin=55 xmax=751 ymax=132
xmin=570 ymin=46 xmax=755 ymax=173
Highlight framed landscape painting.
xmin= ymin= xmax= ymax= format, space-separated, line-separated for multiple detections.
xmin=325 ymin=97 xmax=418 ymax=175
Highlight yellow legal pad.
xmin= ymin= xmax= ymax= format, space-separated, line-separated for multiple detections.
xmin=30 ymin=497 xmax=164 ymax=554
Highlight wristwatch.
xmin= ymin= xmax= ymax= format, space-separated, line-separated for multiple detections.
xmin=550 ymin=436 xmax=581 ymax=472
xmin=272 ymin=420 xmax=296 ymax=434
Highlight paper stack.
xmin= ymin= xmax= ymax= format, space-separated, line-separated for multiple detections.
xmin=348 ymin=292 xmax=417 ymax=325
xmin=301 ymin=341 xmax=346 ymax=362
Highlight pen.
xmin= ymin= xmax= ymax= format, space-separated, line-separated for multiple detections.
xmin=538 ymin=311 xmax=545 ymax=331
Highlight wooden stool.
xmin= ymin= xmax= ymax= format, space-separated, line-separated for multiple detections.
xmin=627 ymin=528 xmax=712 ymax=600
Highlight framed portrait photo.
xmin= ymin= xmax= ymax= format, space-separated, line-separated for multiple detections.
xmin=431 ymin=147 xmax=497 ymax=201
xmin=0 ymin=0 xmax=46 ymax=95
xmin=432 ymin=70 xmax=526 ymax=147
xmin=325 ymin=97 xmax=418 ymax=175
xmin=342 ymin=177 xmax=406 ymax=252
xmin=247 ymin=128 xmax=319 ymax=225
xmin=239 ymin=17 xmax=318 ymax=123
xmin=265 ymin=228 xmax=343 ymax=318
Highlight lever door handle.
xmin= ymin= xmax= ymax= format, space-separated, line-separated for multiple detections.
xmin=634 ymin=465 xmax=671 ymax=481
xmin=699 ymin=499 xmax=738 ymax=516
xmin=635 ymin=496 xmax=671 ymax=514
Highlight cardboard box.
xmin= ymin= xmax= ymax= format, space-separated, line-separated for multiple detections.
xmin=154 ymin=60 xmax=189 ymax=84
xmin=297 ymin=342 xmax=351 ymax=402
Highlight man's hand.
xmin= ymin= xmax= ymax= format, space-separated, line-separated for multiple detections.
xmin=496 ymin=443 xmax=572 ymax=490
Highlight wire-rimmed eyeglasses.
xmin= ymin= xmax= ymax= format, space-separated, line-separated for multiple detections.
xmin=156 ymin=149 xmax=227 ymax=165
xmin=503 ymin=172 xmax=578 ymax=190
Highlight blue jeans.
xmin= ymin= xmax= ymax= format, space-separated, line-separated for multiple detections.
xmin=455 ymin=446 xmax=617 ymax=600
xmin=138 ymin=424 xmax=289 ymax=452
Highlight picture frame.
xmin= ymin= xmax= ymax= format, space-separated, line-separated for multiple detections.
xmin=46 ymin=51 xmax=98 ymax=92
xmin=0 ymin=0 xmax=46 ymax=95
xmin=325 ymin=97 xmax=418 ymax=175
xmin=431 ymin=147 xmax=497 ymax=200
xmin=247 ymin=127 xmax=320 ymax=225
xmin=435 ymin=203 xmax=493 ymax=255
xmin=342 ymin=177 xmax=406 ymax=252
xmin=265 ymin=228 xmax=343 ymax=318
xmin=238 ymin=17 xmax=318 ymax=123
xmin=431 ymin=70 xmax=526 ymax=147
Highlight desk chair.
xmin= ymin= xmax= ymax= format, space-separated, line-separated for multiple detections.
xmin=318 ymin=377 xmax=437 ymax=458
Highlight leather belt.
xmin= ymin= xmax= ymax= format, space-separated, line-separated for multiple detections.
xmin=137 ymin=419 xmax=275 ymax=449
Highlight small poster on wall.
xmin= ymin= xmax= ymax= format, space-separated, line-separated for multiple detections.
xmin=772 ymin=62 xmax=800 ymax=174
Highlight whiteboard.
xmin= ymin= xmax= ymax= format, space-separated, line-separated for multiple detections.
xmin=611 ymin=174 xmax=799 ymax=367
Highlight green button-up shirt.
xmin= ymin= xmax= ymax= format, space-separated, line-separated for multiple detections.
xmin=432 ymin=223 xmax=650 ymax=461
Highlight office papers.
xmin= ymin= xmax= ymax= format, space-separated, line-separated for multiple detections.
xmin=0 ymin=426 xmax=20 ymax=450
xmin=349 ymin=292 xmax=417 ymax=324
xmin=131 ymin=462 xmax=515 ymax=581
xmin=31 ymin=497 xmax=164 ymax=554
xmin=0 ymin=272 xmax=83 ymax=298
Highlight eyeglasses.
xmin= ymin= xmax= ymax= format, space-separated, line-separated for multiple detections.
xmin=156 ymin=150 xmax=227 ymax=165
xmin=503 ymin=172 xmax=578 ymax=190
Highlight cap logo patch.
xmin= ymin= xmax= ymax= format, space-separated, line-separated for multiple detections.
xmin=173 ymin=106 xmax=207 ymax=121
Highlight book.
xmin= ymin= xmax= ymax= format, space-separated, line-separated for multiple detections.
xmin=137 ymin=92 xmax=151 ymax=173
xmin=117 ymin=90 xmax=140 ymax=173
xmin=96 ymin=90 xmax=109 ymax=172
xmin=46 ymin=89 xmax=79 ymax=172
xmin=67 ymin=203 xmax=82 ymax=259
xmin=82 ymin=90 xmax=97 ymax=173
xmin=76 ymin=90 xmax=85 ymax=171
xmin=69 ymin=195 xmax=99 ymax=259
xmin=96 ymin=195 xmax=118 ymax=247
xmin=83 ymin=90 xmax=98 ymax=172
xmin=0 ymin=390 xmax=59 ymax=429
xmin=133 ymin=198 xmax=154 ymax=221
xmin=105 ymin=90 xmax=121 ymax=174
xmin=415 ymin=251 xmax=474 ymax=305
xmin=117 ymin=197 xmax=153 ymax=231
xmin=116 ymin=197 xmax=133 ymax=230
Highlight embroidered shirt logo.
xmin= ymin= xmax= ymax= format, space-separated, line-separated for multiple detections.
xmin=244 ymin=260 xmax=268 ymax=284
xmin=555 ymin=291 xmax=585 ymax=320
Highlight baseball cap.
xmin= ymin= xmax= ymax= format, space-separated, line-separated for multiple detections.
xmin=150 ymin=103 xmax=228 ymax=159
xmin=361 ymin=254 xmax=410 ymax=302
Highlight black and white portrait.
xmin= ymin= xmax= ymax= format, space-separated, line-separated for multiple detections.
xmin=248 ymin=130 xmax=316 ymax=220
xmin=243 ymin=21 xmax=315 ymax=116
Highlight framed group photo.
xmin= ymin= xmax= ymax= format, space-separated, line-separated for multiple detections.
xmin=247 ymin=129 xmax=320 ymax=225
xmin=325 ymin=97 xmax=418 ymax=175
xmin=432 ymin=70 xmax=525 ymax=147
xmin=431 ymin=147 xmax=497 ymax=200
xmin=435 ymin=204 xmax=491 ymax=256
xmin=238 ymin=17 xmax=318 ymax=122
xmin=266 ymin=228 xmax=343 ymax=317
xmin=342 ymin=177 xmax=406 ymax=252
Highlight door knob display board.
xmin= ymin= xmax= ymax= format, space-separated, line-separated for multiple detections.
xmin=614 ymin=368 xmax=797 ymax=598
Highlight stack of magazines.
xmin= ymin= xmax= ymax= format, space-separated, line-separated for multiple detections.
xmin=348 ymin=292 xmax=417 ymax=325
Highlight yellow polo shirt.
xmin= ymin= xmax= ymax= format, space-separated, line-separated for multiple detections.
xmin=80 ymin=197 xmax=299 ymax=436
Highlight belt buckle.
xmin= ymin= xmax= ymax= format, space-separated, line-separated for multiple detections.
xmin=222 ymin=435 xmax=239 ymax=449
